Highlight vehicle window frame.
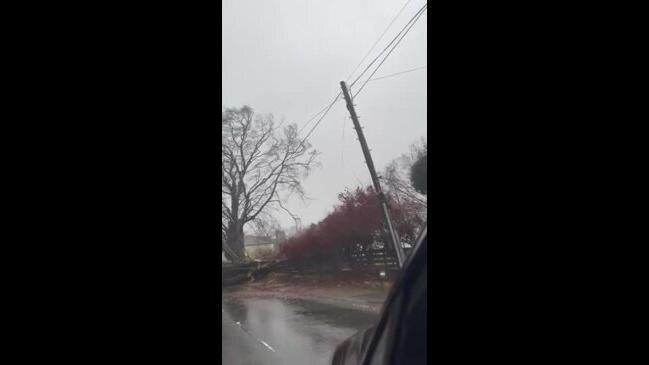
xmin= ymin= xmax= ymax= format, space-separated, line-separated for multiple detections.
xmin=361 ymin=226 xmax=427 ymax=365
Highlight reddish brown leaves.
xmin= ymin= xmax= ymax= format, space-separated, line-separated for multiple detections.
xmin=280 ymin=185 xmax=423 ymax=261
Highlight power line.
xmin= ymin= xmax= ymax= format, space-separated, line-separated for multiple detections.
xmin=349 ymin=3 xmax=426 ymax=88
xmin=297 ymin=88 xmax=346 ymax=134
xmin=300 ymin=92 xmax=342 ymax=146
xmin=298 ymin=3 xmax=425 ymax=144
xmin=367 ymin=65 xmax=427 ymax=83
xmin=354 ymin=6 xmax=427 ymax=98
xmin=353 ymin=5 xmax=427 ymax=99
xmin=345 ymin=0 xmax=414 ymax=82
xmin=297 ymin=102 xmax=331 ymax=133
xmin=349 ymin=3 xmax=428 ymax=88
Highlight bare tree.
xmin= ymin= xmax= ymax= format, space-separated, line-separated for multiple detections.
xmin=250 ymin=214 xmax=280 ymax=238
xmin=222 ymin=106 xmax=318 ymax=261
xmin=381 ymin=138 xmax=427 ymax=223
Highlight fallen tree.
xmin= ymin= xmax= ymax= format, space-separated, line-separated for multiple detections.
xmin=279 ymin=185 xmax=424 ymax=270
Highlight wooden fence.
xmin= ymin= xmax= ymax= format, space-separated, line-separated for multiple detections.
xmin=281 ymin=246 xmax=412 ymax=274
xmin=349 ymin=248 xmax=400 ymax=270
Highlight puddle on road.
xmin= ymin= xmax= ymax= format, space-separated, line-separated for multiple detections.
xmin=222 ymin=296 xmax=379 ymax=365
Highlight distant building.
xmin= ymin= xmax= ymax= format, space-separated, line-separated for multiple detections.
xmin=244 ymin=235 xmax=280 ymax=259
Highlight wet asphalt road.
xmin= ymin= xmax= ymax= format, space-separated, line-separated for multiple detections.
xmin=222 ymin=296 xmax=380 ymax=365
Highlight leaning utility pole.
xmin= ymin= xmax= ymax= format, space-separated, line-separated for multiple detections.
xmin=340 ymin=81 xmax=406 ymax=267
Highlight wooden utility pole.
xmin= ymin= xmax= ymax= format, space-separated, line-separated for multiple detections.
xmin=340 ymin=81 xmax=406 ymax=267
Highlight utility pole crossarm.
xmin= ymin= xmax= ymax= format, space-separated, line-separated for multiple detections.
xmin=340 ymin=81 xmax=406 ymax=267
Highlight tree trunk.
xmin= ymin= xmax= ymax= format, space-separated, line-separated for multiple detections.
xmin=225 ymin=222 xmax=246 ymax=262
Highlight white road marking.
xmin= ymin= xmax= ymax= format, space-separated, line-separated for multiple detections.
xmin=224 ymin=314 xmax=276 ymax=353
xmin=257 ymin=339 xmax=276 ymax=352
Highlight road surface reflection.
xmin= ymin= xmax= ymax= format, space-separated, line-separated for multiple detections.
xmin=222 ymin=296 xmax=379 ymax=365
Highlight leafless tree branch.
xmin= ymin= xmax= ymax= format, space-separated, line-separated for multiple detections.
xmin=222 ymin=106 xmax=318 ymax=259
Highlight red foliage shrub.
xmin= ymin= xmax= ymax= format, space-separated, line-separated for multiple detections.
xmin=280 ymin=185 xmax=424 ymax=262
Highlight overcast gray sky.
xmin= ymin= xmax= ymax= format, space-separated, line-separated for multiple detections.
xmin=222 ymin=0 xmax=427 ymax=231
